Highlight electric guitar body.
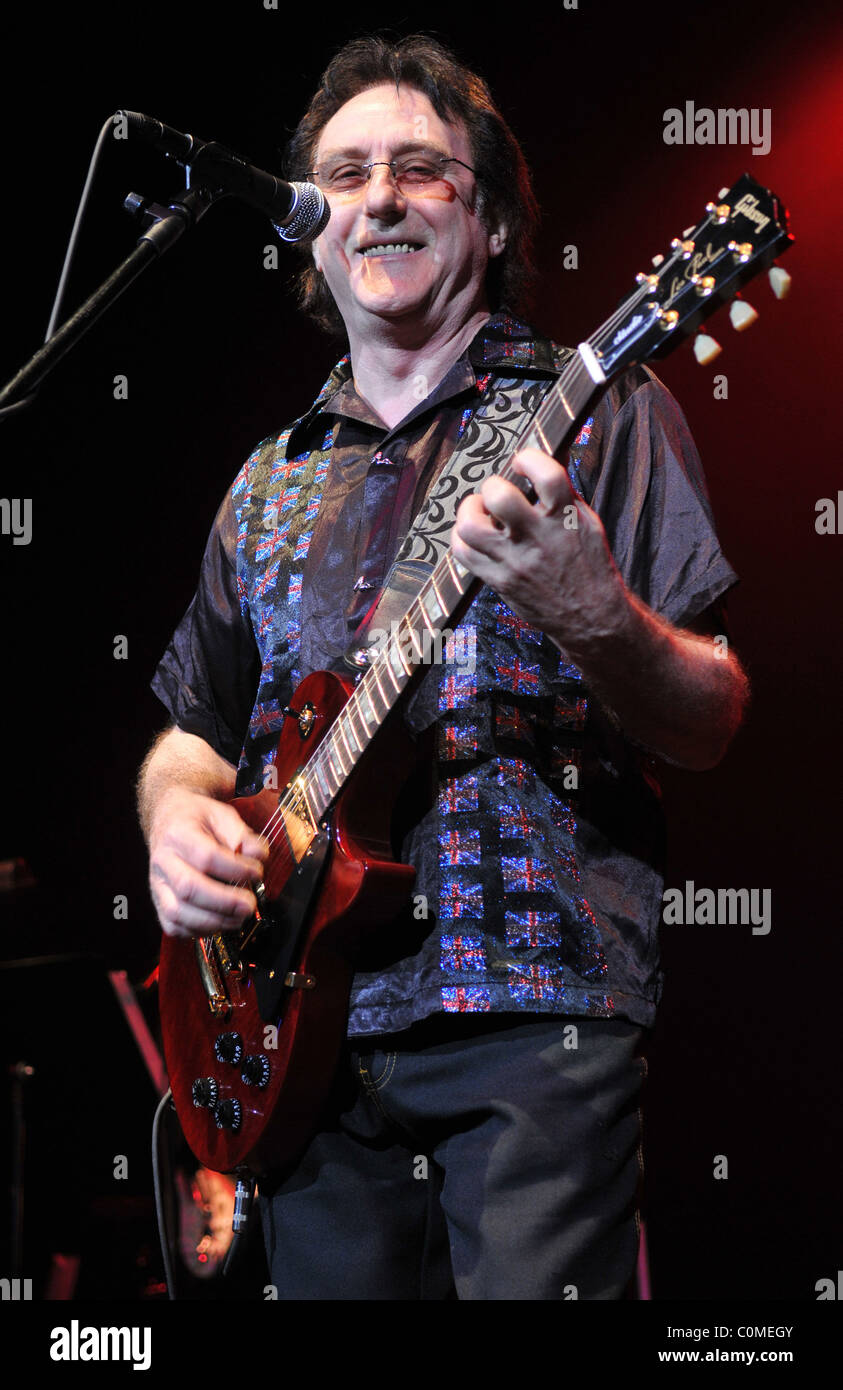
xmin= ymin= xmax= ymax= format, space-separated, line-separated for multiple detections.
xmin=159 ymin=669 xmax=416 ymax=1175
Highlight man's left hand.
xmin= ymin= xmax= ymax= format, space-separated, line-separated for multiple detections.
xmin=451 ymin=446 xmax=629 ymax=657
xmin=450 ymin=445 xmax=749 ymax=770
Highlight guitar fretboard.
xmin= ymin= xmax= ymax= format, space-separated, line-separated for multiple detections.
xmin=300 ymin=345 xmax=604 ymax=825
xmin=294 ymin=166 xmax=795 ymax=827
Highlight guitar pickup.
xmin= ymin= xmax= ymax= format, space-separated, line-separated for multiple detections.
xmin=252 ymin=828 xmax=331 ymax=1021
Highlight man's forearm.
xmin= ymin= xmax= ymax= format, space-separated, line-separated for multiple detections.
xmin=136 ymin=726 xmax=238 ymax=844
xmin=554 ymin=592 xmax=749 ymax=771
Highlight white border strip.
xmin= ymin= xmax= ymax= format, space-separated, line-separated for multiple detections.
xmin=577 ymin=341 xmax=606 ymax=384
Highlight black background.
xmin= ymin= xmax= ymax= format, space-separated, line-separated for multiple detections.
xmin=0 ymin=0 xmax=840 ymax=1305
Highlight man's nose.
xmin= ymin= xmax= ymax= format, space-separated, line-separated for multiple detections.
xmin=362 ymin=164 xmax=407 ymax=215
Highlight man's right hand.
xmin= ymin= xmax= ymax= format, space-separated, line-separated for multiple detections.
xmin=148 ymin=788 xmax=269 ymax=938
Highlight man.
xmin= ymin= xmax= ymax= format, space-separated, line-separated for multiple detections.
xmin=138 ymin=35 xmax=747 ymax=1299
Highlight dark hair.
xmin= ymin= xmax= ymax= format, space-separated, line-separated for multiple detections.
xmin=283 ymin=33 xmax=539 ymax=336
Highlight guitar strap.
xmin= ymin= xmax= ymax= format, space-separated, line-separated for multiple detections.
xmin=345 ymin=357 xmax=572 ymax=661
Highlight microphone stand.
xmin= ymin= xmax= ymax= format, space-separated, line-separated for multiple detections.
xmin=0 ymin=182 xmax=220 ymax=414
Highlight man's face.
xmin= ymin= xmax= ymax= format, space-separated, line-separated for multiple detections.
xmin=310 ymin=83 xmax=505 ymax=335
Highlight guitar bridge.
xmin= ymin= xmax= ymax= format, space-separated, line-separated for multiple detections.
xmin=194 ymin=937 xmax=231 ymax=1017
xmin=213 ymin=933 xmax=243 ymax=976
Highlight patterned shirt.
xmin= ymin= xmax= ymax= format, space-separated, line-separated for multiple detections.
xmin=151 ymin=310 xmax=737 ymax=1035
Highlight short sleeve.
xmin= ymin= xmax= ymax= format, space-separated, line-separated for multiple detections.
xmin=573 ymin=365 xmax=738 ymax=628
xmin=150 ymin=490 xmax=261 ymax=765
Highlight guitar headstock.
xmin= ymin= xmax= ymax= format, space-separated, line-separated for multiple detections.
xmin=592 ymin=173 xmax=794 ymax=376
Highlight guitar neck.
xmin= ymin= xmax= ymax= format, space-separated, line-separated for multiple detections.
xmin=298 ymin=170 xmax=794 ymax=823
xmin=301 ymin=344 xmax=608 ymax=823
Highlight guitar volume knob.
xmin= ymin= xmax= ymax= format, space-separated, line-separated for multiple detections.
xmin=192 ymin=1077 xmax=219 ymax=1109
xmin=241 ymin=1055 xmax=271 ymax=1089
xmin=214 ymin=1032 xmax=243 ymax=1065
xmin=214 ymin=1098 xmax=242 ymax=1131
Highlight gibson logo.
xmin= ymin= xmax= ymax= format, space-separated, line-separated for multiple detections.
xmin=733 ymin=193 xmax=770 ymax=232
xmin=667 ymin=242 xmax=719 ymax=304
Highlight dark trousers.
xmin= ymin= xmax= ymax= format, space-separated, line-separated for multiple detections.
xmin=259 ymin=1013 xmax=647 ymax=1300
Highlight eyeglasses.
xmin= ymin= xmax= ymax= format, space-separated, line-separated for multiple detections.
xmin=308 ymin=152 xmax=477 ymax=197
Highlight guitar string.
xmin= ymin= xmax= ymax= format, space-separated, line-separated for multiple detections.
xmin=219 ymin=187 xmax=783 ymax=935
xmin=242 ymin=279 xmax=660 ymax=870
xmin=239 ymin=352 xmax=598 ymax=878
xmin=225 ymin=254 xmax=706 ymax=919
xmin=199 ymin=212 xmax=775 ymax=952
xmin=220 ymin=229 xmax=736 ymax=937
xmin=250 ymin=366 xmax=586 ymax=850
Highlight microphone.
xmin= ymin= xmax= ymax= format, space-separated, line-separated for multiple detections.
xmin=118 ymin=110 xmax=330 ymax=243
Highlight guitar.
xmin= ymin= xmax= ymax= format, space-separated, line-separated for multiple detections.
xmin=159 ymin=172 xmax=793 ymax=1175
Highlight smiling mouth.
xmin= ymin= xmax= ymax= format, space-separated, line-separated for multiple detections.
xmin=358 ymin=242 xmax=425 ymax=258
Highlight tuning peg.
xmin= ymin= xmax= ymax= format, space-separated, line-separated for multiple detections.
xmin=729 ymin=297 xmax=759 ymax=331
xmin=768 ymin=265 xmax=792 ymax=300
xmin=651 ymin=253 xmax=665 ymax=268
xmin=727 ymin=240 xmax=754 ymax=263
xmin=693 ymin=333 xmax=722 ymax=365
xmin=690 ymin=274 xmax=716 ymax=297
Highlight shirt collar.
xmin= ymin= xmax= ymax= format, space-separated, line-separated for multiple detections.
xmin=326 ymin=351 xmax=476 ymax=433
xmin=289 ymin=309 xmax=567 ymax=444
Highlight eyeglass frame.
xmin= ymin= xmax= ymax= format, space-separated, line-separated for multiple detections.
xmin=306 ymin=152 xmax=478 ymax=195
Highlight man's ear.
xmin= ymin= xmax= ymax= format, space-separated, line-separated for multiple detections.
xmin=312 ymin=239 xmax=323 ymax=274
xmin=488 ymin=224 xmax=507 ymax=259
